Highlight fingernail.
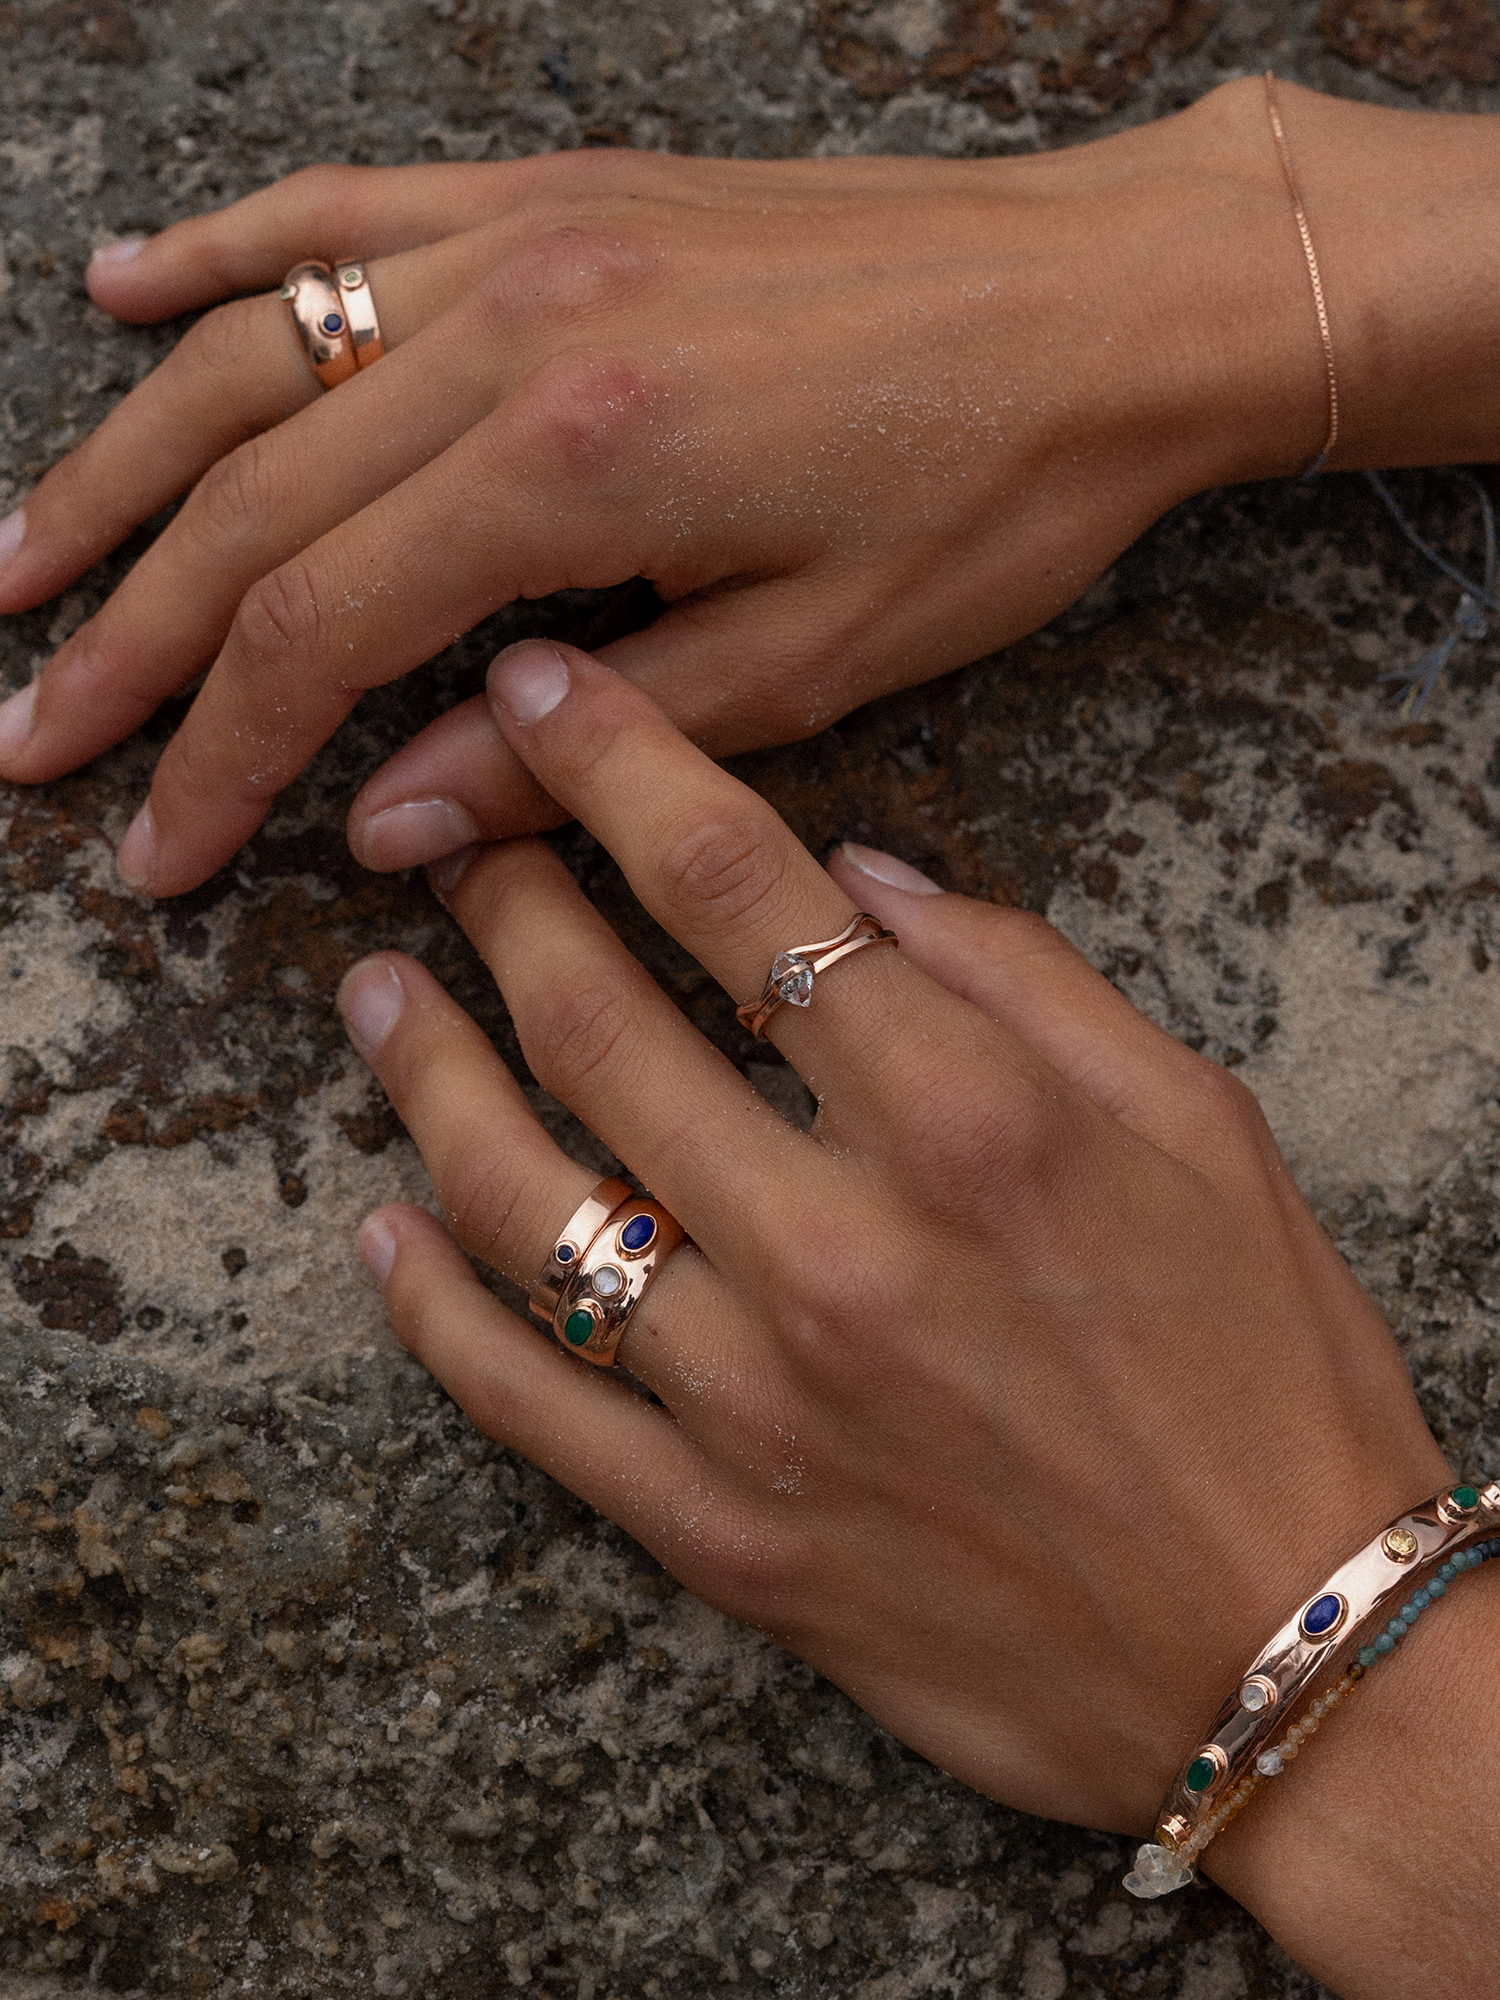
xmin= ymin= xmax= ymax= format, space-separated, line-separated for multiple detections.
xmin=338 ymin=958 xmax=405 ymax=1058
xmin=358 ymin=1212 xmax=397 ymax=1286
xmin=0 ymin=507 xmax=24 ymax=576
xmin=116 ymin=802 xmax=157 ymax=893
xmin=427 ymin=845 xmax=476 ymax=899
xmin=0 ymin=680 xmax=36 ymax=764
xmin=837 ymin=842 xmax=944 ymax=895
xmin=90 ymin=236 xmax=147 ymax=267
xmin=489 ymin=641 xmax=570 ymax=725
xmin=357 ymin=798 xmax=482 ymax=872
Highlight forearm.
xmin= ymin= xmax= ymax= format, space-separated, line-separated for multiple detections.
xmin=1209 ymin=1560 xmax=1500 ymax=1995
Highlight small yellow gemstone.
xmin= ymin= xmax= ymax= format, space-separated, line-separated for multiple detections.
xmin=1384 ymin=1526 xmax=1419 ymax=1560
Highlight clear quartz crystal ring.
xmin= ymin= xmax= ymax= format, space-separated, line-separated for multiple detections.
xmin=552 ymin=1197 xmax=685 ymax=1368
xmin=735 ymin=913 xmax=898 ymax=1040
xmin=333 ymin=258 xmax=384 ymax=368
xmin=529 ymin=1177 xmax=632 ymax=1328
xmin=280 ymin=261 xmax=357 ymax=388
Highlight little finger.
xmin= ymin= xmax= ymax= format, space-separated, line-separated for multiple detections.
xmin=364 ymin=1202 xmax=720 ymax=1551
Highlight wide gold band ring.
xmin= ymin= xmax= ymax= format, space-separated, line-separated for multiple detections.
xmin=735 ymin=912 xmax=898 ymax=1040
xmin=280 ymin=257 xmax=384 ymax=390
xmin=552 ymin=1196 xmax=685 ymax=1369
xmin=529 ymin=1177 xmax=632 ymax=1327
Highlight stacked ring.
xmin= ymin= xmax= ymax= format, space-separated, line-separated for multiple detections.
xmin=332 ymin=259 xmax=385 ymax=368
xmin=553 ymin=1197 xmax=685 ymax=1369
xmin=280 ymin=258 xmax=384 ymax=389
xmin=280 ymin=262 xmax=357 ymax=388
xmin=529 ymin=1178 xmax=632 ymax=1326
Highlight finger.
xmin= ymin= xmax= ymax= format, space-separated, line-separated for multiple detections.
xmin=336 ymin=949 xmax=748 ymax=1397
xmin=430 ymin=837 xmax=843 ymax=1271
xmin=825 ymin=841 xmax=1289 ymax=1187
xmin=0 ymin=230 xmax=489 ymax=621
xmin=2 ymin=282 xmax=512 ymax=785
xmin=345 ymin=575 xmax=864 ymax=869
xmin=479 ymin=642 xmax=980 ymax=1109
xmin=363 ymin=1202 xmax=716 ymax=1549
xmin=112 ymin=354 xmax=666 ymax=896
xmin=84 ymin=163 xmax=527 ymax=323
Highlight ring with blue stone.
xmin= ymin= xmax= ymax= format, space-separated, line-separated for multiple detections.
xmin=529 ymin=1177 xmax=632 ymax=1330
xmin=550 ymin=1196 xmax=686 ymax=1369
xmin=279 ymin=260 xmax=358 ymax=388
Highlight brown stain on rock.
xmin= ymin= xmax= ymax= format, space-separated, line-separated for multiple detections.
xmin=1321 ymin=0 xmax=1499 ymax=86
xmin=42 ymin=0 xmax=140 ymax=64
xmin=816 ymin=0 xmax=1216 ymax=112
xmin=12 ymin=1242 xmax=123 ymax=1343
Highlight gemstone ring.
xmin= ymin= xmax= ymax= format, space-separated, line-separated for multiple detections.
xmin=735 ymin=912 xmax=898 ymax=1041
xmin=529 ymin=1177 xmax=632 ymax=1329
xmin=332 ymin=258 xmax=385 ymax=370
xmin=279 ymin=258 xmax=382 ymax=389
xmin=550 ymin=1197 xmax=686 ymax=1369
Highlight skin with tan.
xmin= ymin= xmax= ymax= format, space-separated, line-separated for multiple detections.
xmin=337 ymin=638 xmax=1498 ymax=1999
xmin=0 ymin=78 xmax=1498 ymax=894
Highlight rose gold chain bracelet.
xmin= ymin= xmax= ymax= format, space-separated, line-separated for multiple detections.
xmin=1264 ymin=71 xmax=1339 ymax=476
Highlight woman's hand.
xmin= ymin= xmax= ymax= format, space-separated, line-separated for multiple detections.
xmin=333 ymin=637 xmax=1492 ymax=1995
xmin=5 ymin=79 xmax=1497 ymax=898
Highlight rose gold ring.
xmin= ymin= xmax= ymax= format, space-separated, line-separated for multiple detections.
xmin=552 ymin=1196 xmax=685 ymax=1368
xmin=735 ymin=912 xmax=898 ymax=1040
xmin=280 ymin=261 xmax=357 ymax=389
xmin=332 ymin=258 xmax=384 ymax=369
xmin=529 ymin=1177 xmax=632 ymax=1327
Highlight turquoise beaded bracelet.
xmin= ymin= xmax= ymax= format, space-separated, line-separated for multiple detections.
xmin=1124 ymin=1482 xmax=1500 ymax=1898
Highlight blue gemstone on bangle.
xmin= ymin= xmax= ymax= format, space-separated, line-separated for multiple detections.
xmin=321 ymin=311 xmax=345 ymax=334
xmin=619 ymin=1214 xmax=657 ymax=1253
xmin=1302 ymin=1593 xmax=1343 ymax=1637
xmin=1375 ymin=1632 xmax=1396 ymax=1654
xmin=555 ymin=1243 xmax=575 ymax=1265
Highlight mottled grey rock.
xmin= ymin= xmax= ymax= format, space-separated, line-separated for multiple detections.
xmin=4 ymin=2 xmax=1500 ymax=1995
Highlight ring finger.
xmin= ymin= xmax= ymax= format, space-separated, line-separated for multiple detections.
xmin=336 ymin=945 xmax=748 ymax=1405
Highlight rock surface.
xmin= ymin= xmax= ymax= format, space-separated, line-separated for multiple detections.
xmin=4 ymin=3 xmax=1500 ymax=1995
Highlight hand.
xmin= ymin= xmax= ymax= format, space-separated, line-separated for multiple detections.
xmin=7 ymin=80 xmax=1496 ymax=898
xmin=336 ymin=638 xmax=1475 ymax=1994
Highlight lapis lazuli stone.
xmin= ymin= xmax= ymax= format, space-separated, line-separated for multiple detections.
xmin=620 ymin=1214 xmax=656 ymax=1254
xmin=321 ymin=311 xmax=345 ymax=335
xmin=555 ymin=1243 xmax=575 ymax=1264
xmin=1302 ymin=1593 xmax=1343 ymax=1637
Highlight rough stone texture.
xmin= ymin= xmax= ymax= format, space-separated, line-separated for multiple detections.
xmin=4 ymin=2 xmax=1500 ymax=1995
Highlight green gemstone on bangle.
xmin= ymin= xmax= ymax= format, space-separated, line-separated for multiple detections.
xmin=1185 ymin=1756 xmax=1216 ymax=1794
xmin=564 ymin=1309 xmax=595 ymax=1346
xmin=1452 ymin=1485 xmax=1479 ymax=1511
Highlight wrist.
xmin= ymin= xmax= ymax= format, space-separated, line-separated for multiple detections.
xmin=1205 ymin=1538 xmax=1500 ymax=1996
xmin=1176 ymin=78 xmax=1500 ymax=482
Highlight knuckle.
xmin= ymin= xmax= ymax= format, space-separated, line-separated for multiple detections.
xmin=186 ymin=434 xmax=279 ymax=552
xmin=904 ymin=1066 xmax=1068 ymax=1217
xmin=474 ymin=226 xmax=647 ymax=333
xmin=656 ymin=808 xmax=795 ymax=938
xmin=437 ymin=1148 xmax=535 ymax=1270
xmin=508 ymin=351 xmax=654 ymax=487
xmin=775 ymin=1215 xmax=895 ymax=1364
xmin=521 ymin=982 xmax=638 ymax=1105
xmin=231 ymin=560 xmax=326 ymax=664
xmin=1181 ymin=1057 xmax=1271 ymax=1143
xmin=178 ymin=296 xmax=266 ymax=380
